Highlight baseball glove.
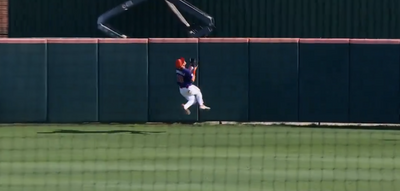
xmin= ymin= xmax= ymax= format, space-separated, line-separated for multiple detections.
xmin=189 ymin=58 xmax=198 ymax=67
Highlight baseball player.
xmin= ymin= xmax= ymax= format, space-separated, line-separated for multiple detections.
xmin=176 ymin=57 xmax=210 ymax=115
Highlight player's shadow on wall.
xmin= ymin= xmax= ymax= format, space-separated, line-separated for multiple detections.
xmin=37 ymin=129 xmax=165 ymax=135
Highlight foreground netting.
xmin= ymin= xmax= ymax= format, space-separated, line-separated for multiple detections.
xmin=0 ymin=124 xmax=398 ymax=191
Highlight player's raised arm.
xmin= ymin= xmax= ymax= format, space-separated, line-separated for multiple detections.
xmin=189 ymin=58 xmax=198 ymax=82
xmin=189 ymin=66 xmax=197 ymax=82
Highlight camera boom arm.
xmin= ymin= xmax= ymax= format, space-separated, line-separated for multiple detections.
xmin=97 ymin=0 xmax=215 ymax=38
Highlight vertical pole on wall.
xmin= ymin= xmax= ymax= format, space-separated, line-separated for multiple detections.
xmin=95 ymin=39 xmax=100 ymax=122
xmin=44 ymin=39 xmax=49 ymax=122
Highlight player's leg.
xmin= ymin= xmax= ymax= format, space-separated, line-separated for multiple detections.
xmin=182 ymin=95 xmax=196 ymax=114
xmin=179 ymin=88 xmax=196 ymax=115
xmin=188 ymin=85 xmax=210 ymax=110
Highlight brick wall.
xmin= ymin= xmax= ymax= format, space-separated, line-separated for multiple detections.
xmin=0 ymin=0 xmax=7 ymax=37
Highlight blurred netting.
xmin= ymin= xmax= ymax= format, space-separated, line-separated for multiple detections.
xmin=0 ymin=124 xmax=399 ymax=191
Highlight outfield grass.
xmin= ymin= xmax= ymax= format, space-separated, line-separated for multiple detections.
xmin=0 ymin=124 xmax=399 ymax=191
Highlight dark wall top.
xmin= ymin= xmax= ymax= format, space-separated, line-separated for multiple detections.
xmin=8 ymin=0 xmax=400 ymax=38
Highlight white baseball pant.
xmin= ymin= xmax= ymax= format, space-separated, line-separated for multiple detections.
xmin=179 ymin=85 xmax=204 ymax=110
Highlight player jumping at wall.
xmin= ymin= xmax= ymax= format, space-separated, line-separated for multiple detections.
xmin=176 ymin=57 xmax=210 ymax=115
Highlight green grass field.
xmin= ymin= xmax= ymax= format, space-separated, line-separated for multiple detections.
xmin=0 ymin=124 xmax=399 ymax=191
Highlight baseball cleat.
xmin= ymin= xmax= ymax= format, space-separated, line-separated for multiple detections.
xmin=200 ymin=105 xmax=210 ymax=110
xmin=182 ymin=104 xmax=191 ymax=115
